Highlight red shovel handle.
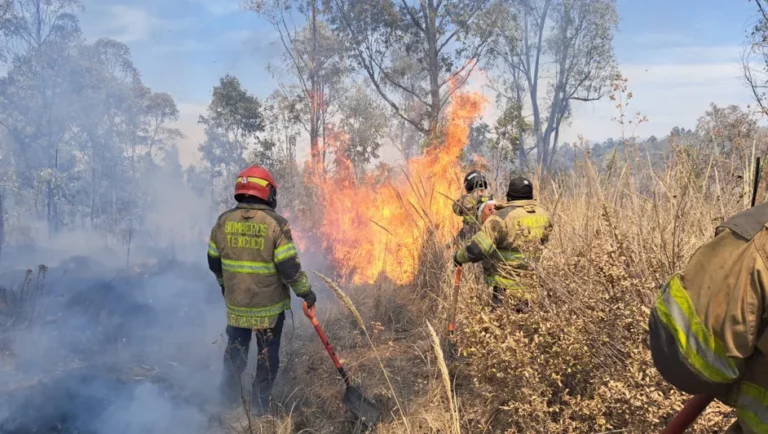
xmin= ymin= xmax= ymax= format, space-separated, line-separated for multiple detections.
xmin=303 ymin=302 xmax=343 ymax=370
xmin=454 ymin=266 xmax=463 ymax=286
xmin=661 ymin=394 xmax=714 ymax=434
xmin=448 ymin=266 xmax=462 ymax=335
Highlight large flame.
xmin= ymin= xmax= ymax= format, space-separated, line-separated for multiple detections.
xmin=306 ymin=91 xmax=486 ymax=285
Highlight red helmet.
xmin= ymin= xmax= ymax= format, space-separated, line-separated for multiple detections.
xmin=234 ymin=166 xmax=278 ymax=205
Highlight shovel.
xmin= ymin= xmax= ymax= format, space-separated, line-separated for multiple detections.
xmin=445 ymin=266 xmax=463 ymax=360
xmin=302 ymin=302 xmax=381 ymax=426
xmin=660 ymin=394 xmax=714 ymax=434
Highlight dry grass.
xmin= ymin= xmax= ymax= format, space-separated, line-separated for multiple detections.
xmin=315 ymin=271 xmax=413 ymax=433
xmin=221 ymin=85 xmax=763 ymax=432
xmin=0 ymin=264 xmax=47 ymax=332
xmin=248 ymin=138 xmax=754 ymax=433
xmin=426 ymin=320 xmax=459 ymax=434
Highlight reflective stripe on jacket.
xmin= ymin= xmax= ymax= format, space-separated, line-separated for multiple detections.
xmin=649 ymin=202 xmax=768 ymax=433
xmin=207 ymin=202 xmax=310 ymax=329
xmin=455 ymin=199 xmax=552 ymax=290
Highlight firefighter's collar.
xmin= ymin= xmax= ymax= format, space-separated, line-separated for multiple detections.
xmin=236 ymin=202 xmax=274 ymax=211
xmin=508 ymin=199 xmax=537 ymax=206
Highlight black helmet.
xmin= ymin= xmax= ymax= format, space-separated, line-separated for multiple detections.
xmin=507 ymin=176 xmax=533 ymax=201
xmin=463 ymin=170 xmax=488 ymax=193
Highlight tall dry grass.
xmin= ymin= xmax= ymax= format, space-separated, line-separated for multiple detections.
xmin=443 ymin=85 xmax=764 ymax=432
xmin=450 ymin=143 xmax=748 ymax=433
xmin=225 ymin=80 xmax=767 ymax=433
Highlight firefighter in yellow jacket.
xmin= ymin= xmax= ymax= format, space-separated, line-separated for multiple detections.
xmin=453 ymin=176 xmax=552 ymax=309
xmin=453 ymin=170 xmax=493 ymax=242
xmin=207 ymin=165 xmax=317 ymax=415
xmin=649 ymin=203 xmax=768 ymax=434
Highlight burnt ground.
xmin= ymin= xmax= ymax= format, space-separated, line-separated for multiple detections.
xmin=0 ymin=249 xmax=386 ymax=434
xmin=0 ymin=255 xmax=232 ymax=434
xmin=0 ymin=246 xmax=440 ymax=434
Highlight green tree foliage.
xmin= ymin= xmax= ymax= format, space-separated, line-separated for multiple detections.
xmin=464 ymin=121 xmax=492 ymax=164
xmin=335 ymin=84 xmax=388 ymax=179
xmin=330 ymin=0 xmax=500 ymax=140
xmin=198 ymin=75 xmax=265 ymax=179
xmin=197 ymin=75 xmax=267 ymax=209
xmin=490 ymin=101 xmax=528 ymax=165
xmin=462 ymin=102 xmax=528 ymax=187
xmin=246 ymin=0 xmax=348 ymax=175
xmin=0 ymin=0 xmax=182 ymax=237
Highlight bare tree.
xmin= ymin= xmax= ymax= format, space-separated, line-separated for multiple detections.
xmin=1 ymin=0 xmax=81 ymax=58
xmin=331 ymin=0 xmax=500 ymax=142
xmin=0 ymin=191 xmax=4 ymax=262
xmin=744 ymin=0 xmax=768 ymax=116
xmin=0 ymin=0 xmax=11 ymax=64
xmin=0 ymin=0 xmax=12 ymax=29
xmin=490 ymin=0 xmax=618 ymax=170
xmin=246 ymin=0 xmax=347 ymax=176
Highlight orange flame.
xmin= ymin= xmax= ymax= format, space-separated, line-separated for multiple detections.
xmin=300 ymin=91 xmax=486 ymax=285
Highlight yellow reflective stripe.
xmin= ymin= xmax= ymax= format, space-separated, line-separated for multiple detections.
xmin=216 ymin=276 xmax=224 ymax=285
xmin=208 ymin=240 xmax=219 ymax=257
xmin=485 ymin=274 xmax=523 ymax=289
xmin=226 ymin=300 xmax=290 ymax=329
xmin=472 ymin=232 xmax=493 ymax=255
xmin=274 ymin=243 xmax=297 ymax=263
xmin=655 ymin=275 xmax=740 ymax=383
xmin=737 ymin=382 xmax=768 ymax=433
xmin=498 ymin=249 xmax=526 ymax=264
xmin=455 ymin=248 xmax=469 ymax=264
xmin=236 ymin=176 xmax=269 ymax=186
xmin=221 ymin=258 xmax=276 ymax=275
xmin=227 ymin=300 xmax=290 ymax=317
xmin=290 ymin=274 xmax=310 ymax=295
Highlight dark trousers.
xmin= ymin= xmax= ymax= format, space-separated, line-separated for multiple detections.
xmin=220 ymin=311 xmax=285 ymax=410
xmin=491 ymin=286 xmax=503 ymax=308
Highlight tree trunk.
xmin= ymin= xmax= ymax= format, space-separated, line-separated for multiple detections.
xmin=0 ymin=191 xmax=4 ymax=262
xmin=309 ymin=0 xmax=321 ymax=175
xmin=515 ymin=89 xmax=527 ymax=167
xmin=522 ymin=0 xmax=551 ymax=170
xmin=90 ymin=145 xmax=96 ymax=228
xmin=425 ymin=0 xmax=441 ymax=144
xmin=321 ymin=85 xmax=328 ymax=178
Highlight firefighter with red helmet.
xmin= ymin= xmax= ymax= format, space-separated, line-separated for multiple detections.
xmin=207 ymin=165 xmax=317 ymax=415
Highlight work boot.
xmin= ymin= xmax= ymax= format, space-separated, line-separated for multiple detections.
xmin=249 ymin=394 xmax=272 ymax=417
xmin=219 ymin=373 xmax=242 ymax=408
xmin=490 ymin=288 xmax=503 ymax=312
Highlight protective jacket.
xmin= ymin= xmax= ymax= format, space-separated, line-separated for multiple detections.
xmin=207 ymin=202 xmax=311 ymax=329
xmin=453 ymin=190 xmax=492 ymax=240
xmin=649 ymin=203 xmax=768 ymax=434
xmin=455 ymin=199 xmax=552 ymax=290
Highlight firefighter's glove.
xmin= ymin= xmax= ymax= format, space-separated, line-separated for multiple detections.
xmin=301 ymin=289 xmax=317 ymax=309
xmin=220 ymin=285 xmax=225 ymax=297
xmin=453 ymin=251 xmax=462 ymax=268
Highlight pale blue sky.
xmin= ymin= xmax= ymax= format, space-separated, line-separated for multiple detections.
xmin=77 ymin=0 xmax=763 ymax=165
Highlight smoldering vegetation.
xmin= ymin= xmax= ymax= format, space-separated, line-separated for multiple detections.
xmin=0 ymin=254 xmax=223 ymax=433
xmin=3 ymin=0 xmax=768 ymax=432
xmin=0 ymin=244 xmax=338 ymax=433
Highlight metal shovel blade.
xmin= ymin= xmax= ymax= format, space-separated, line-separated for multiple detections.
xmin=342 ymin=385 xmax=381 ymax=426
